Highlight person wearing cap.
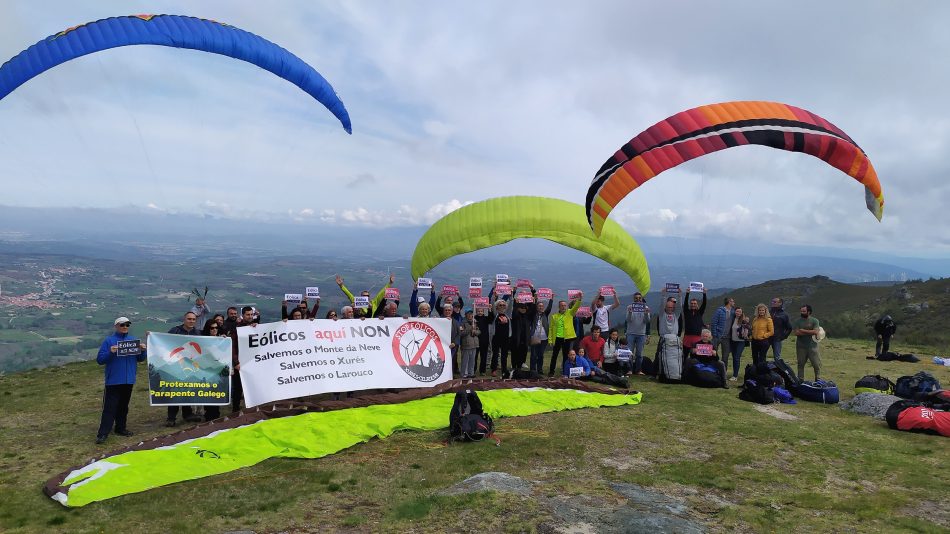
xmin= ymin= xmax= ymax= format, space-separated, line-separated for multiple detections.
xmin=793 ymin=304 xmax=822 ymax=381
xmin=95 ymin=317 xmax=147 ymax=444
xmin=165 ymin=311 xmax=203 ymax=426
xmin=458 ymin=309 xmax=481 ymax=378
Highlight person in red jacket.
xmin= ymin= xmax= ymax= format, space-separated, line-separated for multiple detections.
xmin=580 ymin=325 xmax=607 ymax=368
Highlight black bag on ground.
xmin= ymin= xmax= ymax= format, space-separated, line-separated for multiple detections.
xmin=738 ymin=379 xmax=775 ymax=404
xmin=894 ymin=372 xmax=942 ymax=400
xmin=770 ymin=358 xmax=801 ymax=388
xmin=792 ymin=380 xmax=840 ymax=404
xmin=898 ymin=353 xmax=920 ymax=363
xmin=878 ymin=351 xmax=899 ymax=361
xmin=854 ymin=374 xmax=895 ymax=395
xmin=684 ymin=358 xmax=725 ymax=388
xmin=640 ymin=356 xmax=654 ymax=375
xmin=449 ymin=390 xmax=494 ymax=442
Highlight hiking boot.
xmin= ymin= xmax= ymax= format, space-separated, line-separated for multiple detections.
xmin=114 ymin=429 xmax=134 ymax=437
xmin=95 ymin=435 xmax=107 ymax=444
xmin=164 ymin=419 xmax=177 ymax=427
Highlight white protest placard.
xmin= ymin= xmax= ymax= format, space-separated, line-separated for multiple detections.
xmin=537 ymin=288 xmax=553 ymax=300
xmin=385 ymin=287 xmax=400 ymax=300
xmin=599 ymin=285 xmax=615 ymax=297
xmin=469 ymin=277 xmax=482 ymax=289
xmin=116 ymin=340 xmax=142 ymax=357
xmin=665 ymin=283 xmax=681 ymax=294
xmin=689 ymin=281 xmax=705 ymax=292
xmin=469 ymin=287 xmax=482 ymax=298
xmin=284 ymin=293 xmax=303 ymax=304
xmin=576 ymin=306 xmax=592 ymax=318
xmin=496 ymin=274 xmax=510 ymax=285
xmin=617 ymin=348 xmax=632 ymax=362
xmin=567 ymin=289 xmax=582 ymax=301
xmin=569 ymin=366 xmax=585 ymax=378
xmin=305 ymin=286 xmax=320 ymax=299
xmin=417 ymin=277 xmax=433 ymax=290
xmin=354 ymin=296 xmax=370 ymax=309
xmin=236 ymin=318 xmax=452 ymax=407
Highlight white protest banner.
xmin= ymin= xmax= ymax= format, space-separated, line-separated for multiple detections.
xmin=116 ymin=340 xmax=142 ymax=357
xmin=494 ymin=284 xmax=512 ymax=296
xmin=599 ymin=285 xmax=615 ymax=297
xmin=665 ymin=283 xmax=681 ymax=294
xmin=469 ymin=277 xmax=482 ymax=289
xmin=354 ymin=296 xmax=370 ymax=309
xmin=569 ymin=366 xmax=585 ymax=378
xmin=689 ymin=281 xmax=705 ymax=292
xmin=629 ymin=302 xmax=647 ymax=313
xmin=515 ymin=278 xmax=532 ymax=288
xmin=236 ymin=318 xmax=452 ymax=407
xmin=537 ymin=288 xmax=553 ymax=300
xmin=567 ymin=289 xmax=582 ymax=301
xmin=417 ymin=277 xmax=433 ymax=290
xmin=284 ymin=293 xmax=303 ymax=303
xmin=474 ymin=297 xmax=490 ymax=309
xmin=576 ymin=306 xmax=592 ymax=318
xmin=147 ymin=333 xmax=231 ymax=406
xmin=469 ymin=287 xmax=482 ymax=298
xmin=496 ymin=274 xmax=510 ymax=285
xmin=515 ymin=292 xmax=534 ymax=304
xmin=442 ymin=284 xmax=459 ymax=296
xmin=385 ymin=287 xmax=400 ymax=300
xmin=306 ymin=287 xmax=320 ymax=299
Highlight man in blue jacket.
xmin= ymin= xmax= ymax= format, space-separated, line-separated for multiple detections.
xmin=96 ymin=316 xmax=147 ymax=444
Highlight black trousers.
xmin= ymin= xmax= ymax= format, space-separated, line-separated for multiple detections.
xmin=751 ymin=339 xmax=770 ymax=365
xmin=98 ymin=383 xmax=133 ymax=438
xmin=232 ymin=374 xmax=243 ymax=412
xmin=875 ymin=335 xmax=891 ymax=357
xmin=491 ymin=338 xmax=509 ymax=372
xmin=477 ymin=338 xmax=490 ymax=374
xmin=549 ymin=337 xmax=575 ymax=375
xmin=204 ymin=406 xmax=220 ymax=421
xmin=167 ymin=405 xmax=194 ymax=421
xmin=510 ymin=344 xmax=528 ymax=370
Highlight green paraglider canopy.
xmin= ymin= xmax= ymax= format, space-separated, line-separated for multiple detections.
xmin=411 ymin=196 xmax=651 ymax=292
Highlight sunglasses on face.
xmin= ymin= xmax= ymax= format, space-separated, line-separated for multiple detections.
xmin=118 ymin=322 xmax=131 ymax=327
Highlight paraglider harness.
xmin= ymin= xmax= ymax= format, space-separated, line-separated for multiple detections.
xmin=448 ymin=390 xmax=499 ymax=445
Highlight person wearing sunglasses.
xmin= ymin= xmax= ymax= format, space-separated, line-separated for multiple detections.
xmin=95 ymin=317 xmax=147 ymax=444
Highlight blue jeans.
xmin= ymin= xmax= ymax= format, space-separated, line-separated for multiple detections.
xmin=730 ymin=340 xmax=746 ymax=377
xmin=770 ymin=337 xmax=783 ymax=360
xmin=530 ymin=339 xmax=548 ymax=373
xmin=626 ymin=333 xmax=646 ymax=372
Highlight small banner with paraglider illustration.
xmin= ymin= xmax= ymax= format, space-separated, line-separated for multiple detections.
xmin=147 ymin=333 xmax=232 ymax=406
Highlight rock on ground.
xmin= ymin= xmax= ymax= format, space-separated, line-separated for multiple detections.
xmin=840 ymin=392 xmax=902 ymax=420
xmin=439 ymin=471 xmax=534 ymax=496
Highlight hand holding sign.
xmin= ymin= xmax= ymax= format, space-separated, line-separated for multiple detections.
xmin=306 ymin=287 xmax=320 ymax=299
xmin=689 ymin=281 xmax=705 ymax=292
xmin=694 ymin=344 xmax=714 ymax=356
xmin=568 ymin=289 xmax=582 ymax=301
xmin=284 ymin=293 xmax=303 ymax=304
xmin=569 ymin=366 xmax=585 ymax=378
xmin=116 ymin=340 xmax=142 ymax=357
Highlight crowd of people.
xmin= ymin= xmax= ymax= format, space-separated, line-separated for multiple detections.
xmin=93 ymin=274 xmax=824 ymax=444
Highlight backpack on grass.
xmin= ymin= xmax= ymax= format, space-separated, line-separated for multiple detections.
xmin=793 ymin=380 xmax=840 ymax=404
xmin=855 ymin=374 xmax=895 ymax=395
xmin=894 ymin=372 xmax=942 ymax=400
xmin=449 ymin=390 xmax=495 ymax=442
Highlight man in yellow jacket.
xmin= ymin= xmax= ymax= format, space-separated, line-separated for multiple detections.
xmin=547 ymin=292 xmax=583 ymax=377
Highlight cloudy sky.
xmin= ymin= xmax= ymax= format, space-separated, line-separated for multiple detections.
xmin=1 ymin=1 xmax=948 ymax=258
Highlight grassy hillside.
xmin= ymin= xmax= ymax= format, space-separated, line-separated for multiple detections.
xmin=721 ymin=276 xmax=950 ymax=348
xmin=1 ymin=337 xmax=949 ymax=533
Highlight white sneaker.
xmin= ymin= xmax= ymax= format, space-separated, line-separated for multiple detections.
xmin=729 ymin=376 xmax=738 ymax=382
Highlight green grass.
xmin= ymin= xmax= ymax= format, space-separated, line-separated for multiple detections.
xmin=0 ymin=337 xmax=948 ymax=532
